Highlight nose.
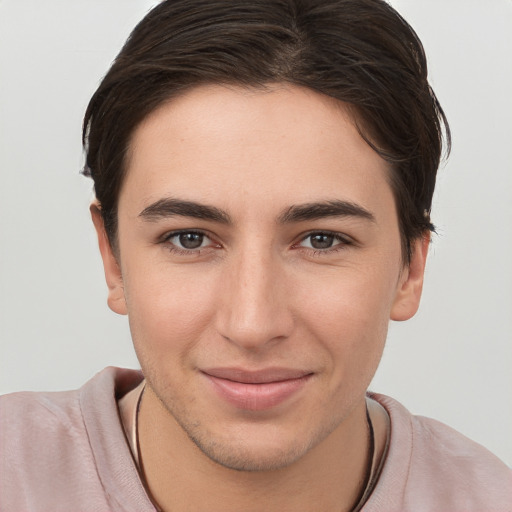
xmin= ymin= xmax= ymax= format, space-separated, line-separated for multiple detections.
xmin=215 ymin=243 xmax=294 ymax=351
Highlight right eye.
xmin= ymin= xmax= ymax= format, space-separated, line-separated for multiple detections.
xmin=163 ymin=230 xmax=214 ymax=252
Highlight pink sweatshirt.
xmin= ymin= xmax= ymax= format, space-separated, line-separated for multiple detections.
xmin=1 ymin=367 xmax=511 ymax=511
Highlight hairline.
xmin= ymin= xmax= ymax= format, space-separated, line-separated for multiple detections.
xmin=101 ymin=81 xmax=423 ymax=266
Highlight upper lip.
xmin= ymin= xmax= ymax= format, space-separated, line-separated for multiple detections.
xmin=201 ymin=367 xmax=313 ymax=384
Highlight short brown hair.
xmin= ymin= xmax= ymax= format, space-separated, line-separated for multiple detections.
xmin=83 ymin=0 xmax=450 ymax=262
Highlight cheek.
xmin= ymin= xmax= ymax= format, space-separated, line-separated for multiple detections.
xmin=298 ymin=262 xmax=398 ymax=326
xmin=123 ymin=263 xmax=219 ymax=361
xmin=293 ymin=263 xmax=398 ymax=370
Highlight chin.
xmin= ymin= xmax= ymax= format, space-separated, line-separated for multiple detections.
xmin=171 ymin=407 xmax=342 ymax=473
xmin=187 ymin=430 xmax=313 ymax=472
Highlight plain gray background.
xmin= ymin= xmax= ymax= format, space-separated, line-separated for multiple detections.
xmin=1 ymin=0 xmax=511 ymax=464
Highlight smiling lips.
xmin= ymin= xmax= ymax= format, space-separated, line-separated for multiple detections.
xmin=202 ymin=368 xmax=313 ymax=411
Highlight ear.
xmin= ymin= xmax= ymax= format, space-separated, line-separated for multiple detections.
xmin=90 ymin=201 xmax=128 ymax=315
xmin=390 ymin=234 xmax=430 ymax=321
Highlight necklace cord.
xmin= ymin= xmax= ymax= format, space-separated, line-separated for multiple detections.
xmin=131 ymin=385 xmax=382 ymax=512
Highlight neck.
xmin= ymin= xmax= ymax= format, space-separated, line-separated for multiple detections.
xmin=137 ymin=384 xmax=374 ymax=512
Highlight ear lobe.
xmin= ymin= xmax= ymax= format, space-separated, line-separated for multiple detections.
xmin=90 ymin=202 xmax=128 ymax=316
xmin=390 ymin=234 xmax=430 ymax=321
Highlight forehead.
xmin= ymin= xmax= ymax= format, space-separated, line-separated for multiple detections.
xmin=121 ymin=84 xmax=394 ymax=221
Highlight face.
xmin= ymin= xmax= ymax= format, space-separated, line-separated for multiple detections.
xmin=93 ymin=84 xmax=427 ymax=471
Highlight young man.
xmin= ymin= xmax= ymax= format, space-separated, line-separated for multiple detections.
xmin=1 ymin=1 xmax=511 ymax=511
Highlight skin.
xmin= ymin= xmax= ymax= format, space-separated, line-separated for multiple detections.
xmin=92 ymin=84 xmax=428 ymax=512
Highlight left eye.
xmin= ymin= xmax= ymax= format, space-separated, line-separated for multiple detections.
xmin=167 ymin=231 xmax=211 ymax=250
xmin=299 ymin=232 xmax=348 ymax=250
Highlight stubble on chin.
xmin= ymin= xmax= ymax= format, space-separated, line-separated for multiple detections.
xmin=149 ymin=383 xmax=347 ymax=473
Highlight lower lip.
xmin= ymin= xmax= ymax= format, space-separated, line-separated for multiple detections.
xmin=204 ymin=374 xmax=312 ymax=411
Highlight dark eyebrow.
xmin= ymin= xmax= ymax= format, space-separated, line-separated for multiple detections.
xmin=278 ymin=200 xmax=376 ymax=224
xmin=138 ymin=198 xmax=231 ymax=224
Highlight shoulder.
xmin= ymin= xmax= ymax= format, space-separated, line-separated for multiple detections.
xmin=407 ymin=412 xmax=512 ymax=508
xmin=0 ymin=383 xmax=101 ymax=510
xmin=365 ymin=393 xmax=512 ymax=512
xmin=1 ymin=386 xmax=81 ymax=433
xmin=0 ymin=367 xmax=150 ymax=512
xmin=0 ymin=387 xmax=86 ymax=471
xmin=0 ymin=366 xmax=141 ymax=440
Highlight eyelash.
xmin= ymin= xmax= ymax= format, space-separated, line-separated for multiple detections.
xmin=160 ymin=230 xmax=218 ymax=256
xmin=159 ymin=230 xmax=353 ymax=256
xmin=293 ymin=231 xmax=354 ymax=256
